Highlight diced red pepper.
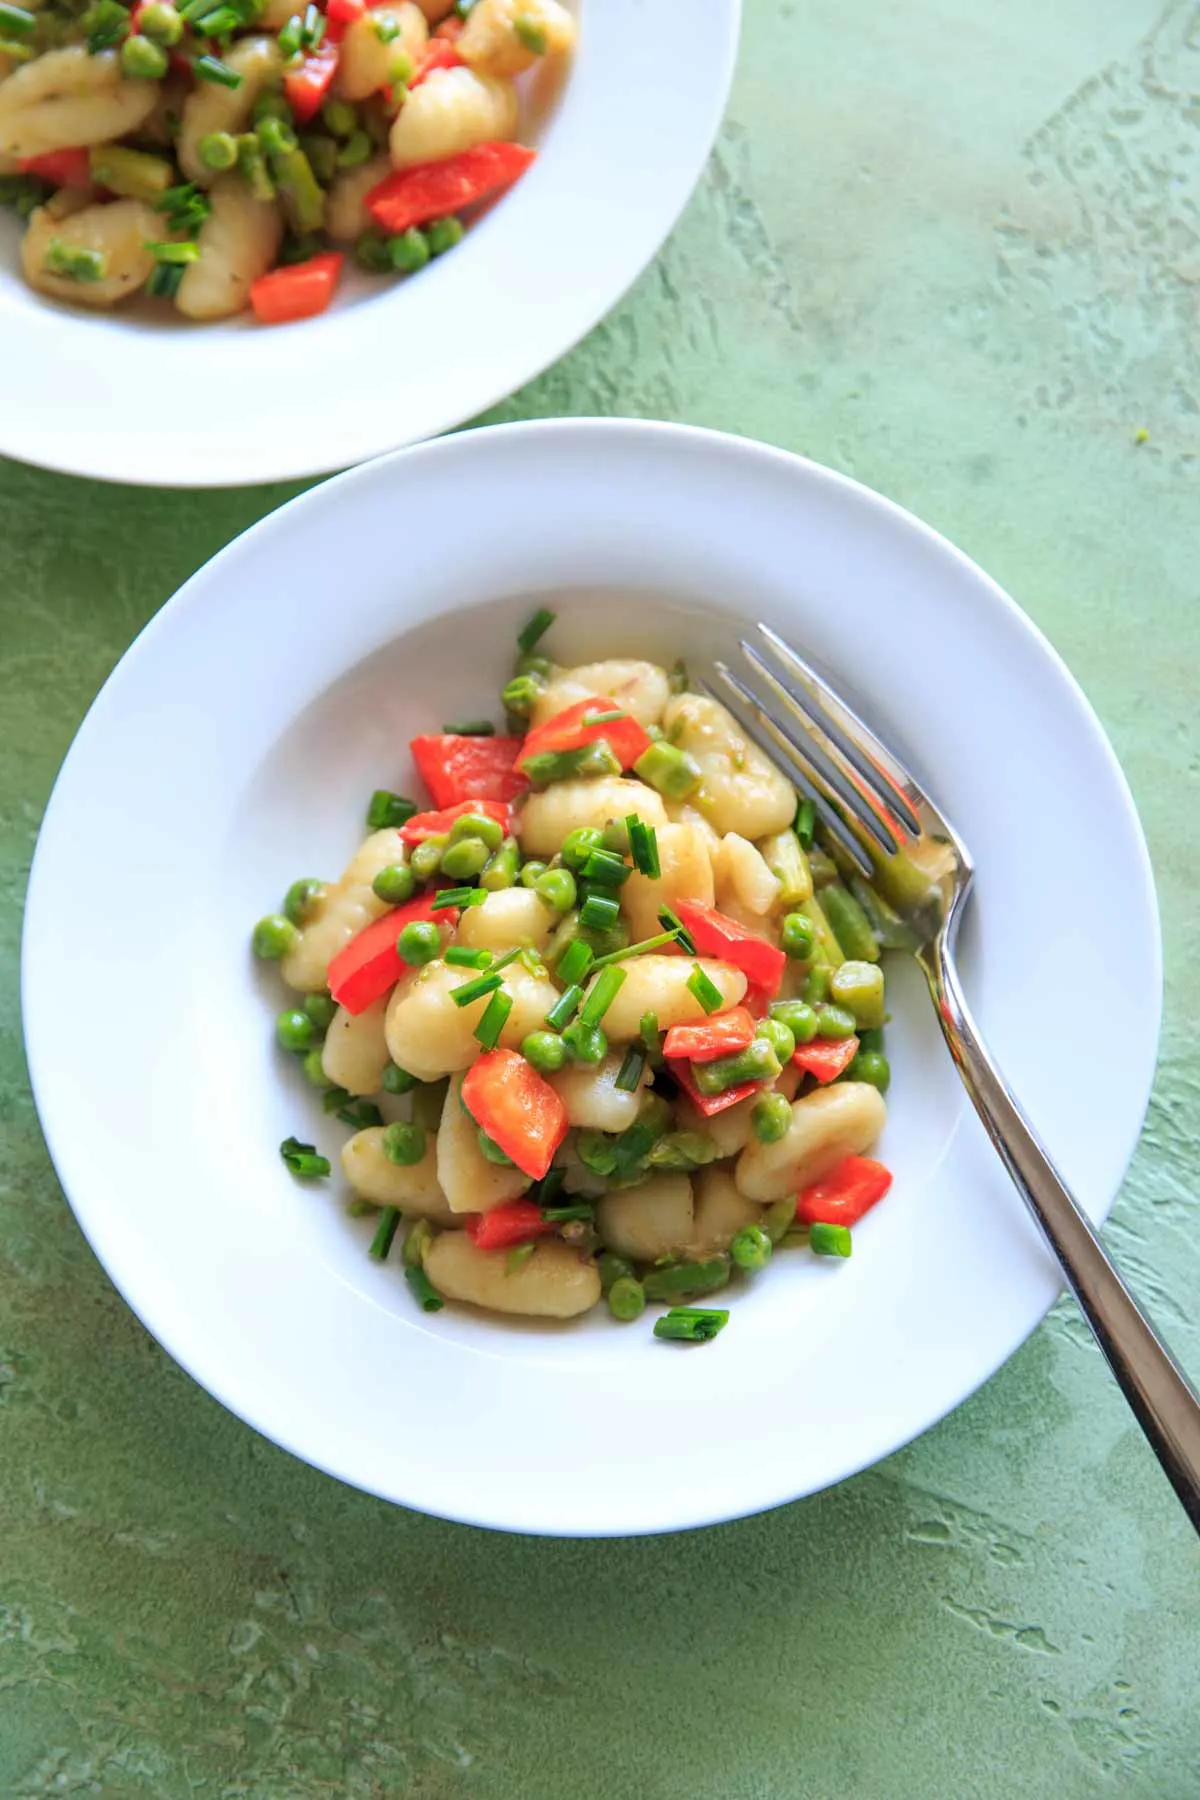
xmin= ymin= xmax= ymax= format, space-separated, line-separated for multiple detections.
xmin=410 ymin=37 xmax=463 ymax=84
xmin=461 ymin=1048 xmax=567 ymax=1181
xmin=409 ymin=734 xmax=527 ymax=810
xmin=791 ymin=1036 xmax=860 ymax=1084
xmin=399 ymin=797 xmax=511 ymax=844
xmin=662 ymin=1006 xmax=756 ymax=1064
xmin=249 ymin=251 xmax=343 ymax=325
xmin=466 ymin=1200 xmax=556 ymax=1252
xmin=19 ymin=147 xmax=92 ymax=188
xmin=325 ymin=0 xmax=365 ymax=38
xmin=674 ymin=899 xmax=787 ymax=998
xmin=366 ymin=140 xmax=536 ymax=236
xmin=326 ymin=890 xmax=445 ymax=1014
xmin=519 ymin=695 xmax=653 ymax=774
xmin=433 ymin=12 xmax=463 ymax=38
xmin=668 ymin=1057 xmax=766 ymax=1119
xmin=795 ymin=1155 xmax=893 ymax=1228
xmin=283 ymin=41 xmax=340 ymax=124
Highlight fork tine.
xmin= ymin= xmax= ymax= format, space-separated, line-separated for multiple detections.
xmin=706 ymin=668 xmax=879 ymax=877
xmin=754 ymin=624 xmax=925 ymax=836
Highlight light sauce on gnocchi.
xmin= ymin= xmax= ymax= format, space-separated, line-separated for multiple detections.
xmin=257 ymin=611 xmax=898 ymax=1341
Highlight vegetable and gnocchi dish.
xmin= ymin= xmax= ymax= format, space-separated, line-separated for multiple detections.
xmin=253 ymin=610 xmax=898 ymax=1343
xmin=0 ymin=0 xmax=571 ymax=322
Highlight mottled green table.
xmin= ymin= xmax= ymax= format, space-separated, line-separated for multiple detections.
xmin=3 ymin=0 xmax=1199 ymax=1793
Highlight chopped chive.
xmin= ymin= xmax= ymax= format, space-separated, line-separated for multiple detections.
xmin=615 ymin=1043 xmax=646 ymax=1093
xmin=194 ymin=52 xmax=243 ymax=85
xmin=442 ymin=718 xmax=495 ymax=736
xmin=658 ymin=905 xmax=696 ymax=954
xmin=579 ymin=964 xmax=626 ymax=1029
xmin=322 ymin=1084 xmax=351 ymax=1113
xmin=556 ymin=937 xmax=594 ymax=987
xmin=430 ymin=885 xmax=485 ymax=910
xmin=626 ymin=815 xmax=661 ymax=877
xmin=687 ymin=963 xmax=725 ymax=1014
xmin=336 ymin=1098 xmax=383 ymax=1129
xmin=639 ymin=1010 xmax=664 ymax=1067
xmin=444 ymin=945 xmax=492 ymax=969
xmin=810 ymin=1221 xmax=853 ymax=1258
xmin=530 ymin=1166 xmax=566 ymax=1207
xmin=405 ymin=1265 xmax=445 ymax=1311
xmin=580 ymin=708 xmax=627 ymax=725
xmin=368 ymin=1205 xmax=401 ymax=1261
xmin=144 ymin=238 xmax=200 ymax=263
xmin=544 ymin=984 xmax=583 ymax=1031
xmin=147 ymin=261 xmax=185 ymax=299
xmin=451 ymin=971 xmax=502 ymax=1008
xmin=581 ymin=849 xmax=631 ymax=887
xmin=653 ymin=1306 xmax=729 ymax=1342
xmin=795 ymin=796 xmax=817 ymax=849
xmin=589 ymin=928 xmax=680 ymax=971
xmin=474 ymin=987 xmax=513 ymax=1050
xmin=366 ymin=788 xmax=417 ymax=829
xmin=580 ymin=893 xmax=620 ymax=932
xmin=517 ymin=606 xmax=555 ymax=654
xmin=0 ymin=2 xmax=36 ymax=36
xmin=196 ymin=2 xmax=238 ymax=29
xmin=540 ymin=1203 xmax=595 ymax=1223
xmin=279 ymin=1135 xmax=330 ymax=1177
xmin=506 ymin=1243 xmax=537 ymax=1275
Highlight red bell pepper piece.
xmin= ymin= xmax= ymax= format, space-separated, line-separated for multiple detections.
xmin=249 ymin=251 xmax=343 ymax=325
xmin=433 ymin=12 xmax=463 ymax=37
xmin=674 ymin=899 xmax=786 ymax=998
xmin=662 ymin=1006 xmax=756 ymax=1064
xmin=519 ymin=695 xmax=652 ymax=775
xmin=325 ymin=0 xmax=365 ymax=37
xmin=668 ymin=1057 xmax=766 ymax=1118
xmin=791 ymin=1036 xmax=859 ymax=1085
xmin=19 ymin=147 xmax=92 ymax=187
xmin=409 ymin=734 xmax=526 ymax=810
xmin=795 ymin=1155 xmax=893 ymax=1228
xmin=326 ymin=890 xmax=445 ymax=1014
xmin=366 ymin=140 xmax=536 ymax=235
xmin=410 ymin=37 xmax=463 ymax=84
xmin=461 ymin=1048 xmax=567 ymax=1181
xmin=399 ymin=797 xmax=511 ymax=844
xmin=283 ymin=41 xmax=339 ymax=124
xmin=466 ymin=1200 xmax=556 ymax=1252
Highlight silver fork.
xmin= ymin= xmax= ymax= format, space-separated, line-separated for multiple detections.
xmin=713 ymin=623 xmax=1200 ymax=1532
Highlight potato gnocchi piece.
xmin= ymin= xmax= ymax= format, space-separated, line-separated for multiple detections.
xmin=549 ymin=1050 xmax=647 ymax=1133
xmin=280 ymin=827 xmax=408 ymax=994
xmin=691 ymin=1167 xmax=768 ymax=1254
xmin=596 ymin=1173 xmax=695 ymax=1263
xmin=437 ymin=1072 xmax=530 ymax=1213
xmin=177 ymin=37 xmax=283 ymax=186
xmin=175 ymin=177 xmax=283 ymax=321
xmin=385 ymin=958 xmax=559 ymax=1080
xmin=530 ymin=658 xmax=671 ymax=731
xmin=321 ymin=996 xmax=390 ymax=1096
xmin=458 ymin=0 xmax=575 ymax=79
xmin=621 ymin=822 xmax=714 ymax=942
xmin=453 ymin=886 xmax=554 ymax=953
xmin=20 ymin=198 xmax=159 ymax=307
xmin=714 ymin=832 xmax=780 ymax=917
xmin=334 ymin=1 xmax=427 ymax=102
xmin=664 ymin=693 xmax=796 ymax=839
xmin=0 ymin=46 xmax=158 ymax=159
xmin=676 ymin=1088 xmax=760 ymax=1159
xmin=425 ymin=1232 xmax=601 ymax=1318
xmin=518 ymin=778 xmax=667 ymax=858
xmin=736 ymin=1083 xmax=887 ymax=1201
xmin=582 ymin=954 xmax=745 ymax=1042
xmin=341 ymin=1126 xmax=455 ymax=1223
xmin=325 ymin=153 xmax=392 ymax=242
xmin=389 ymin=64 xmax=517 ymax=168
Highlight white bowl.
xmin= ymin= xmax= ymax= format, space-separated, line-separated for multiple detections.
xmin=22 ymin=420 xmax=1161 ymax=1534
xmin=0 ymin=0 xmax=739 ymax=487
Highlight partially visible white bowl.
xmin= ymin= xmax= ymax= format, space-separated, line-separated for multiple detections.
xmin=0 ymin=0 xmax=739 ymax=487
xmin=22 ymin=420 xmax=1160 ymax=1534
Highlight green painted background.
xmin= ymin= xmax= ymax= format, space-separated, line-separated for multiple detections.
xmin=3 ymin=0 xmax=1198 ymax=1792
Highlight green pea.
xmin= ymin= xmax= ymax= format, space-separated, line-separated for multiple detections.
xmin=381 ymin=1062 xmax=419 ymax=1094
xmin=522 ymin=1029 xmax=567 ymax=1076
xmin=829 ymin=959 xmax=886 ymax=1030
xmin=253 ymin=92 xmax=293 ymax=124
xmin=561 ymin=827 xmax=605 ymax=871
xmin=372 ymin=862 xmax=415 ymax=904
xmin=336 ymin=127 xmax=372 ymax=168
xmin=768 ymin=999 xmax=819 ymax=1044
xmin=607 ymin=1276 xmax=646 ymax=1322
xmin=598 ymin=1251 xmax=635 ymax=1292
xmin=388 ymin=226 xmax=430 ymax=273
xmin=427 ymin=214 xmax=464 ymax=256
xmin=562 ymin=1019 xmax=607 ymax=1066
xmin=480 ymin=837 xmax=520 ymax=890
xmin=397 ymin=919 xmax=440 ymax=965
xmin=138 ymin=1 xmax=183 ymax=43
xmin=857 ymin=1027 xmax=886 ymax=1055
xmin=519 ymin=859 xmax=548 ymax=888
xmin=439 ymin=835 xmax=490 ymax=880
xmin=303 ymin=992 xmax=337 ymax=1030
xmin=815 ymin=1003 xmax=857 ymax=1041
xmin=283 ymin=878 xmax=322 ymax=926
xmin=751 ymin=1091 xmax=792 ymax=1145
xmin=756 ymin=1016 xmax=795 ymax=1064
xmin=354 ymin=229 xmax=393 ymax=274
xmin=730 ymin=1224 xmax=773 ymax=1272
xmin=321 ymin=97 xmax=357 ymax=136
xmin=781 ymin=911 xmax=816 ymax=960
xmin=382 ymin=1121 xmax=426 ymax=1166
xmin=409 ymin=834 xmax=446 ymax=881
xmin=276 ymin=1008 xmax=318 ymax=1052
xmin=301 ymin=1048 xmax=330 ymax=1088
xmin=535 ymin=867 xmax=577 ymax=914
xmin=252 ymin=913 xmax=298 ymax=959
xmin=448 ymin=810 xmax=505 ymax=852
xmin=847 ymin=1050 xmax=891 ymax=1093
xmin=120 ymin=32 xmax=168 ymax=77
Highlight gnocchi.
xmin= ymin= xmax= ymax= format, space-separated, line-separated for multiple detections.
xmin=518 ymin=778 xmax=667 ymax=858
xmin=424 ymin=1233 xmax=601 ymax=1319
xmin=437 ymin=1073 xmax=530 ymax=1213
xmin=341 ymin=1127 xmax=455 ymax=1223
xmin=281 ymin=827 xmax=408 ymax=993
xmin=664 ymin=693 xmax=796 ymax=839
xmin=388 ymin=66 xmax=518 ymax=169
xmin=175 ymin=177 xmax=283 ymax=322
xmin=20 ymin=197 xmax=159 ymax=306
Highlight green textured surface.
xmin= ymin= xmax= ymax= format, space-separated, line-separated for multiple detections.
xmin=2 ymin=0 xmax=1199 ymax=1792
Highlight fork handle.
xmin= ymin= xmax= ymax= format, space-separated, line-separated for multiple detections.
xmin=925 ymin=935 xmax=1200 ymax=1533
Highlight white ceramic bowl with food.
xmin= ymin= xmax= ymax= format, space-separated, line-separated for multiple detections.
xmin=22 ymin=419 xmax=1160 ymax=1535
xmin=0 ymin=0 xmax=739 ymax=487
